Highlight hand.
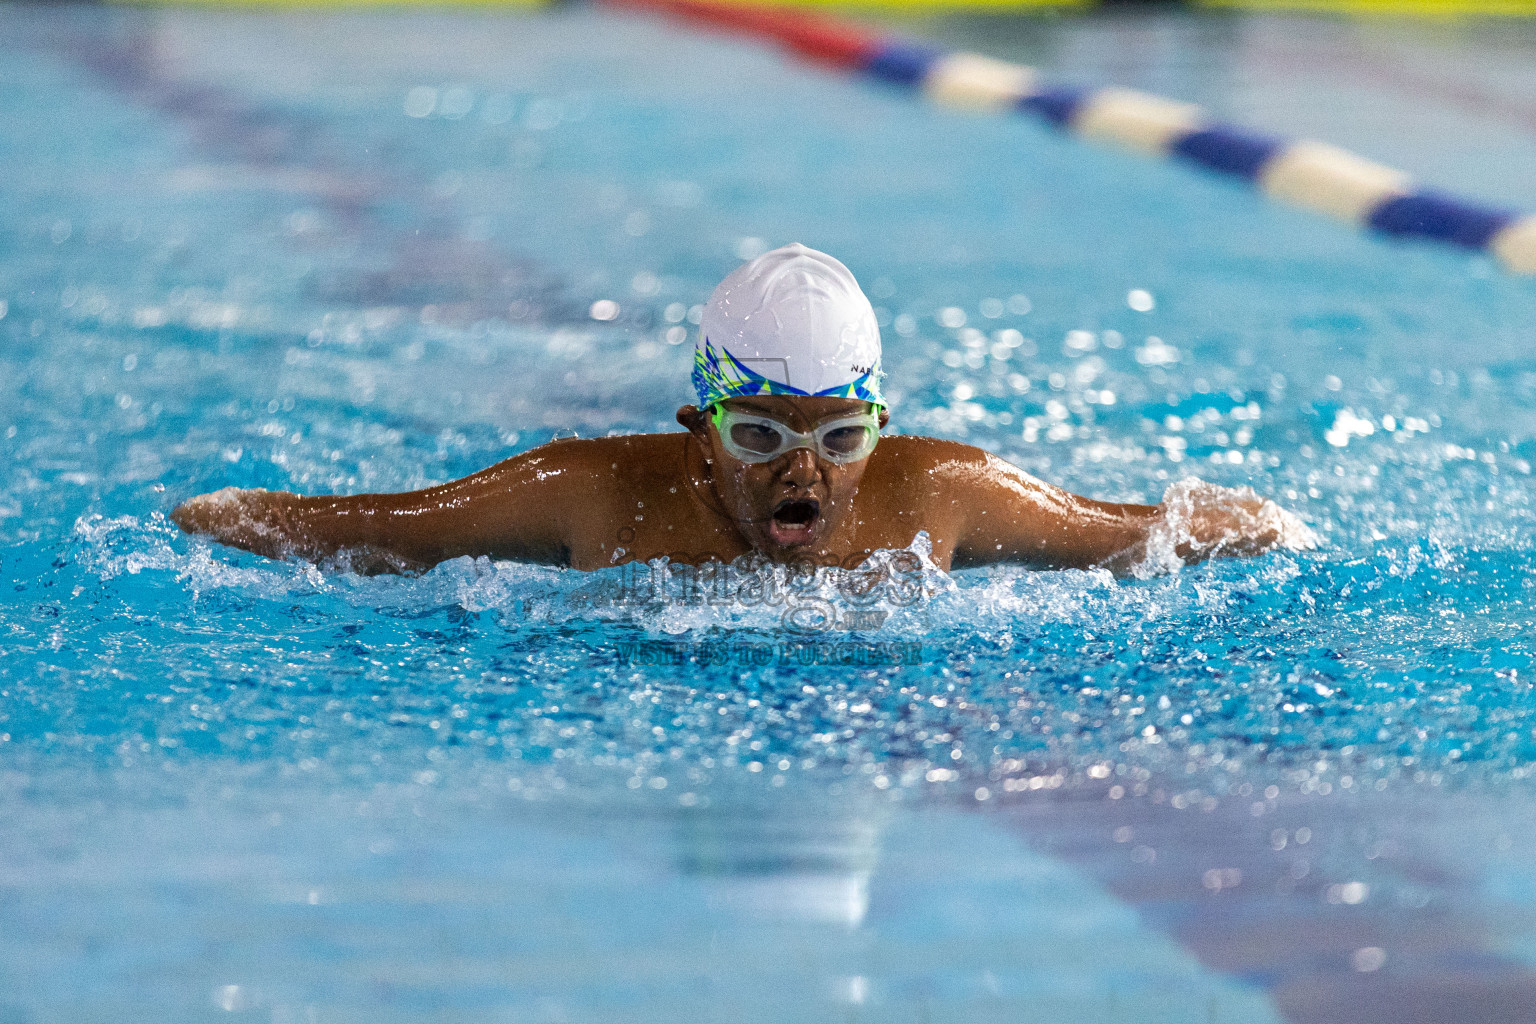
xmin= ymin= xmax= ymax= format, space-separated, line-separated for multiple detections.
xmin=1155 ymin=479 xmax=1317 ymax=568
xmin=171 ymin=487 xmax=301 ymax=559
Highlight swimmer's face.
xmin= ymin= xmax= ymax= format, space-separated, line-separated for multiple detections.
xmin=682 ymin=396 xmax=888 ymax=559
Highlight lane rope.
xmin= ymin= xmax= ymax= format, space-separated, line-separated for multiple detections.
xmin=605 ymin=0 xmax=1536 ymax=275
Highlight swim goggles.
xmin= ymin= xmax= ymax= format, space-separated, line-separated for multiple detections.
xmin=709 ymin=406 xmax=880 ymax=465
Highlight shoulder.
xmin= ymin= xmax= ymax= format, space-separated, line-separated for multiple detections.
xmin=500 ymin=432 xmax=692 ymax=502
xmin=514 ymin=432 xmax=686 ymax=472
xmin=862 ymin=435 xmax=1052 ymax=529
xmin=865 ymin=434 xmax=1012 ymax=485
xmin=854 ymin=434 xmax=1019 ymax=534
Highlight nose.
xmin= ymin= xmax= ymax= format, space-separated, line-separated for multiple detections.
xmin=778 ymin=446 xmax=821 ymax=488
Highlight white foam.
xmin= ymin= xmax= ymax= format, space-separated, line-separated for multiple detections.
xmin=72 ymin=511 xmax=1318 ymax=643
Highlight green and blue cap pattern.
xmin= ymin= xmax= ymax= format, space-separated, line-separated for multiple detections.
xmin=693 ymin=336 xmax=884 ymax=411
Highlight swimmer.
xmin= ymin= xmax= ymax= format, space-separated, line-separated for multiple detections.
xmin=172 ymin=244 xmax=1313 ymax=575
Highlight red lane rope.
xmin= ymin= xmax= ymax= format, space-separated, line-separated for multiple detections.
xmin=602 ymin=0 xmax=885 ymax=69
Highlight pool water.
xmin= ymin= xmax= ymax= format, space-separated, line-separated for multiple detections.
xmin=4 ymin=5 xmax=1536 ymax=1022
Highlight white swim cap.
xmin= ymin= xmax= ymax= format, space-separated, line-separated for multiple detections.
xmin=693 ymin=243 xmax=884 ymax=410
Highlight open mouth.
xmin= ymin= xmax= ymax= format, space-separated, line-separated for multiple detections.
xmin=768 ymin=498 xmax=820 ymax=546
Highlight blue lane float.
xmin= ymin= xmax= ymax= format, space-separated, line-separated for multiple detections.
xmin=611 ymin=0 xmax=1536 ymax=275
xmin=900 ymin=40 xmax=1536 ymax=273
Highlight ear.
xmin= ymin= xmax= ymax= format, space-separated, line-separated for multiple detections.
xmin=676 ymin=404 xmax=711 ymax=443
xmin=877 ymin=407 xmax=890 ymax=430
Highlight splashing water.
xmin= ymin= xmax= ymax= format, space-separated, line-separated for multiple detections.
xmin=28 ymin=493 xmax=1528 ymax=811
xmin=1130 ymin=477 xmax=1319 ymax=578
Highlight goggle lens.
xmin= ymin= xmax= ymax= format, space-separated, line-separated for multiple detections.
xmin=728 ymin=420 xmax=788 ymax=456
xmin=821 ymin=423 xmax=874 ymax=458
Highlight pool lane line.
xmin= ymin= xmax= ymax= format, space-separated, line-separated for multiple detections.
xmin=602 ymin=0 xmax=1536 ymax=276
xmin=33 ymin=14 xmax=585 ymax=329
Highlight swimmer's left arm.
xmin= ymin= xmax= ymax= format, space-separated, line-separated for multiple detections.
xmin=947 ymin=449 xmax=1313 ymax=572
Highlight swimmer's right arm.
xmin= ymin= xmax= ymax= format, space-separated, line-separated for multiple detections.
xmin=171 ymin=442 xmax=589 ymax=573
